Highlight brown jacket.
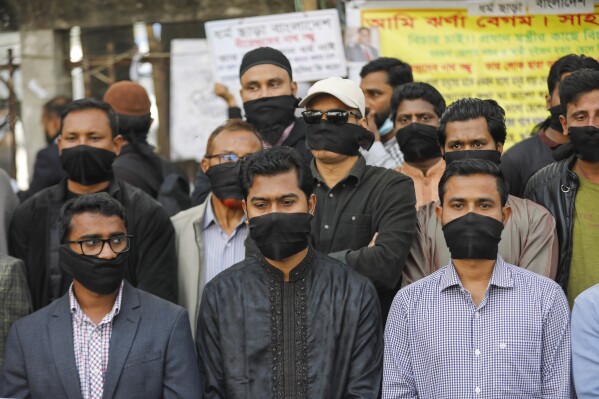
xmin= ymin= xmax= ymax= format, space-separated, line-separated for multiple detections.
xmin=403 ymin=195 xmax=558 ymax=286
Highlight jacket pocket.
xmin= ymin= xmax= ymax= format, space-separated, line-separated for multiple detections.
xmin=338 ymin=213 xmax=373 ymax=248
xmin=124 ymin=350 xmax=162 ymax=368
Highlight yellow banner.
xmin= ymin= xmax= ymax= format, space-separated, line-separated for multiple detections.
xmin=361 ymin=6 xmax=599 ymax=145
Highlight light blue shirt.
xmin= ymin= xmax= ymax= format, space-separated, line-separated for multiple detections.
xmin=383 ymin=256 xmax=571 ymax=399
xmin=202 ymin=200 xmax=247 ymax=284
xmin=572 ymin=283 xmax=599 ymax=398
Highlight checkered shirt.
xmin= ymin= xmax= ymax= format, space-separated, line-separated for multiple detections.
xmin=384 ymin=136 xmax=404 ymax=168
xmin=70 ymin=282 xmax=124 ymax=399
xmin=383 ymin=256 xmax=571 ymax=399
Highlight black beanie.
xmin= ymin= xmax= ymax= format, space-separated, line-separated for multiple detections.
xmin=239 ymin=47 xmax=293 ymax=80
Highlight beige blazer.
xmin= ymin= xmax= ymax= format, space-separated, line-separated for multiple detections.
xmin=170 ymin=195 xmax=210 ymax=338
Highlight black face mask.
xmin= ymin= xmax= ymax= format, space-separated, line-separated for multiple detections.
xmin=206 ymin=162 xmax=243 ymax=201
xmin=60 ymin=145 xmax=116 ymax=185
xmin=568 ymin=125 xmax=599 ymax=162
xmin=249 ymin=212 xmax=312 ymax=261
xmin=59 ymin=245 xmax=128 ymax=295
xmin=443 ymin=149 xmax=502 ymax=165
xmin=244 ymin=95 xmax=298 ymax=146
xmin=442 ymin=212 xmax=504 ymax=260
xmin=395 ymin=123 xmax=442 ymax=162
xmin=549 ymin=105 xmax=564 ymax=133
xmin=305 ymin=120 xmax=375 ymax=156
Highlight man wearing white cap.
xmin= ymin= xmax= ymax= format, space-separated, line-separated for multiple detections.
xmin=299 ymin=77 xmax=417 ymax=321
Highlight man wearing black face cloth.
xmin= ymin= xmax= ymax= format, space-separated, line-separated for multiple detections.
xmin=501 ymin=54 xmax=599 ymax=197
xmin=298 ymin=76 xmax=417 ymax=322
xmin=196 ymin=146 xmax=382 ymax=398
xmin=391 ymin=82 xmax=446 ymax=208
xmin=171 ymin=120 xmax=262 ymax=337
xmin=1 ymin=193 xmax=201 ymax=399
xmin=383 ymin=159 xmax=571 ymax=399
xmin=526 ymin=69 xmax=599 ymax=307
xmin=190 ymin=46 xmax=311 ymax=206
xmin=403 ymin=98 xmax=558 ymax=287
xmin=9 ymin=98 xmax=178 ymax=310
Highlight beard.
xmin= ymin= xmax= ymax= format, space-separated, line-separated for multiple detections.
xmin=222 ymin=198 xmax=244 ymax=210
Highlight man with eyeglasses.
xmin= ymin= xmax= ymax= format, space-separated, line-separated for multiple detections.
xmin=298 ymin=77 xmax=417 ymax=321
xmin=1 ymin=193 xmax=201 ymax=399
xmin=171 ymin=120 xmax=263 ymax=336
xmin=9 ymin=98 xmax=178 ymax=310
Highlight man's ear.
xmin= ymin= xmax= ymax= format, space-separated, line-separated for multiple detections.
xmin=242 ymin=200 xmax=249 ymax=224
xmin=545 ymin=94 xmax=551 ymax=111
xmin=308 ymin=193 xmax=317 ymax=215
xmin=435 ymin=202 xmax=443 ymax=223
xmin=560 ymin=115 xmax=568 ymax=135
xmin=291 ymin=81 xmax=298 ymax=96
xmin=57 ymin=135 xmax=63 ymax=153
xmin=496 ymin=141 xmax=504 ymax=154
xmin=200 ymin=158 xmax=210 ymax=174
xmin=501 ymin=205 xmax=512 ymax=226
xmin=358 ymin=117 xmax=369 ymax=129
xmin=113 ymin=135 xmax=124 ymax=156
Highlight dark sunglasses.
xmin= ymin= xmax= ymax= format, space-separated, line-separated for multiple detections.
xmin=302 ymin=109 xmax=362 ymax=125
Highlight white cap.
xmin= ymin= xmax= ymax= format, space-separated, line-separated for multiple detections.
xmin=299 ymin=77 xmax=365 ymax=117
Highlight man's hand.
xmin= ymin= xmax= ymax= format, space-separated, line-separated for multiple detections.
xmin=366 ymin=110 xmax=381 ymax=142
xmin=368 ymin=232 xmax=379 ymax=248
xmin=214 ymin=83 xmax=237 ymax=108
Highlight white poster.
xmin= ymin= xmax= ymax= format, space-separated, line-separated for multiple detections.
xmin=169 ymin=39 xmax=228 ymax=161
xmin=205 ymin=9 xmax=347 ymax=93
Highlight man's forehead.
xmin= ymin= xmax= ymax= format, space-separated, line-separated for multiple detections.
xmin=444 ymin=174 xmax=500 ymax=198
xmin=212 ymin=129 xmax=261 ymax=151
xmin=240 ymin=63 xmax=291 ymax=82
xmin=249 ymin=172 xmax=302 ymax=196
xmin=446 ymin=118 xmax=492 ymax=140
xmin=396 ymin=99 xmax=436 ymax=114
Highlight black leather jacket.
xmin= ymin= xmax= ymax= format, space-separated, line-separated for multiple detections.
xmin=524 ymin=155 xmax=578 ymax=290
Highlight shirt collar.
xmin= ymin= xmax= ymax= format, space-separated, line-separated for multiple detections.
xmin=310 ymin=156 xmax=367 ymax=187
xmin=69 ymin=280 xmax=124 ymax=324
xmin=203 ymin=197 xmax=247 ymax=231
xmin=439 ymin=255 xmax=513 ymax=292
xmin=261 ymin=121 xmax=295 ymax=149
xmin=257 ymin=245 xmax=317 ymax=282
xmin=400 ymin=158 xmax=445 ymax=177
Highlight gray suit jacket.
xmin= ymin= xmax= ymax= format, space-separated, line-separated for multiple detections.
xmin=1 ymin=281 xmax=202 ymax=399
xmin=171 ymin=195 xmax=210 ymax=338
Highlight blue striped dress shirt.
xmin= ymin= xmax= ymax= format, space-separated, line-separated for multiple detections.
xmin=202 ymin=201 xmax=247 ymax=284
xmin=383 ymin=256 xmax=571 ymax=399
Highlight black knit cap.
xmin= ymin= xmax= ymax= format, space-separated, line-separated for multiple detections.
xmin=239 ymin=47 xmax=293 ymax=80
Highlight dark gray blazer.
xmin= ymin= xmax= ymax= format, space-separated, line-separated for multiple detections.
xmin=1 ymin=281 xmax=202 ymax=399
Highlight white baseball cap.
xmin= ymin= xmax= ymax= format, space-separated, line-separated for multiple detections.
xmin=299 ymin=77 xmax=366 ymax=117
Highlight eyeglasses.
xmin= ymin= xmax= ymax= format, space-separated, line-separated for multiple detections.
xmin=205 ymin=153 xmax=249 ymax=164
xmin=64 ymin=235 xmax=133 ymax=256
xmin=302 ymin=109 xmax=362 ymax=125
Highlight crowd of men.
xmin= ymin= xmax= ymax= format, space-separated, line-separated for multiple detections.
xmin=0 ymin=44 xmax=598 ymax=398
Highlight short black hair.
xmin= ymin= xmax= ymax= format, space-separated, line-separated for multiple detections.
xmin=547 ymin=54 xmax=599 ymax=95
xmin=240 ymin=146 xmax=313 ymax=200
xmin=205 ymin=120 xmax=263 ymax=157
xmin=117 ymin=114 xmax=152 ymax=142
xmin=360 ymin=57 xmax=413 ymax=88
xmin=59 ymin=98 xmax=119 ymax=138
xmin=390 ymin=82 xmax=446 ymax=121
xmin=438 ymin=98 xmax=506 ymax=147
xmin=438 ymin=159 xmax=508 ymax=207
xmin=559 ymin=69 xmax=599 ymax=113
xmin=60 ymin=192 xmax=127 ymax=243
xmin=43 ymin=95 xmax=72 ymax=118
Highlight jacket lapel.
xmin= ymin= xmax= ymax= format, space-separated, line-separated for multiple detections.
xmin=48 ymin=295 xmax=84 ymax=399
xmin=102 ymin=283 xmax=141 ymax=399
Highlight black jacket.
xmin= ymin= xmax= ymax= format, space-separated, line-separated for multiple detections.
xmin=196 ymin=247 xmax=383 ymax=399
xmin=9 ymin=178 xmax=178 ymax=310
xmin=17 ymin=143 xmax=66 ymax=202
xmin=524 ymin=155 xmax=578 ymax=289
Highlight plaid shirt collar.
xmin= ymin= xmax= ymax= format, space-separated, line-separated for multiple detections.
xmin=69 ymin=281 xmax=124 ymax=325
xmin=439 ymin=255 xmax=514 ymax=293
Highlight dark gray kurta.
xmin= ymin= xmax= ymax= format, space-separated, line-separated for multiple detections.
xmin=196 ymin=246 xmax=383 ymax=399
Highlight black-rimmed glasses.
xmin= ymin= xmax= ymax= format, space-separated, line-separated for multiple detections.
xmin=302 ymin=109 xmax=362 ymax=125
xmin=64 ymin=235 xmax=133 ymax=256
xmin=205 ymin=153 xmax=249 ymax=164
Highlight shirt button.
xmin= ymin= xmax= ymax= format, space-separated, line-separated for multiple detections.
xmin=351 ymin=216 xmax=356 ymax=221
xmin=475 ymin=386 xmax=481 ymax=394
xmin=317 ymin=183 xmax=321 ymax=187
xmin=324 ymin=225 xmax=329 ymax=229
xmin=475 ymin=311 xmax=480 ymax=318
xmin=475 ymin=349 xmax=481 ymax=356
xmin=329 ymin=193 xmax=334 ymax=198
xmin=226 ymin=243 xmax=231 ymax=247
